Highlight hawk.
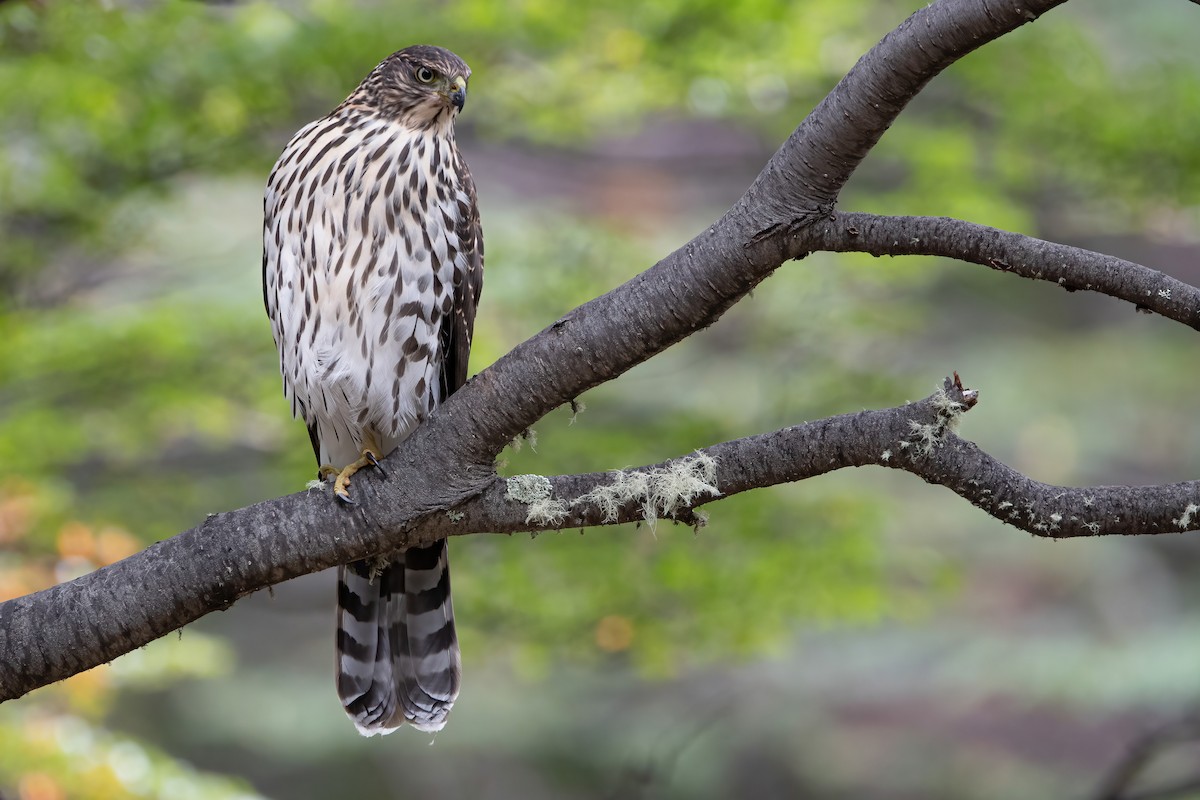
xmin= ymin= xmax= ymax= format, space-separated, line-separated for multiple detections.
xmin=262 ymin=45 xmax=483 ymax=735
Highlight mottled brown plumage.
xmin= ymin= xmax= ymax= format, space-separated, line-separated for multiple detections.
xmin=262 ymin=45 xmax=482 ymax=735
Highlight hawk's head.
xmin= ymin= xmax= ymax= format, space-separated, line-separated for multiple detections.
xmin=354 ymin=45 xmax=472 ymax=128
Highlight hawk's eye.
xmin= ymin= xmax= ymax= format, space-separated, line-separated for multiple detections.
xmin=415 ymin=66 xmax=435 ymax=84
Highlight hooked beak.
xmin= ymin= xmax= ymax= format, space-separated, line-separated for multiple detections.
xmin=448 ymin=75 xmax=467 ymax=111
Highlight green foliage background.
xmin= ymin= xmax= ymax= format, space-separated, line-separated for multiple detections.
xmin=2 ymin=0 xmax=1199 ymax=797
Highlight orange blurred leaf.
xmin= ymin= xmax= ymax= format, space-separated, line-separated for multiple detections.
xmin=95 ymin=527 xmax=139 ymax=565
xmin=18 ymin=772 xmax=65 ymax=800
xmin=595 ymin=614 xmax=635 ymax=653
xmin=55 ymin=522 xmax=95 ymax=560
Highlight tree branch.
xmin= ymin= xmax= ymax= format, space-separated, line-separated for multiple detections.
xmin=809 ymin=212 xmax=1200 ymax=330
xmin=744 ymin=0 xmax=1068 ymax=229
xmin=1091 ymin=716 xmax=1200 ymax=800
xmin=447 ymin=376 xmax=1200 ymax=541
xmin=5 ymin=374 xmax=1200 ymax=701
xmin=431 ymin=0 xmax=1070 ymax=468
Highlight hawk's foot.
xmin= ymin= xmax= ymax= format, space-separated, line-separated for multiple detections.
xmin=363 ymin=449 xmax=388 ymax=479
xmin=332 ymin=448 xmax=385 ymax=504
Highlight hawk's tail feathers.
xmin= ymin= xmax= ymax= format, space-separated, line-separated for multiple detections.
xmin=335 ymin=541 xmax=461 ymax=735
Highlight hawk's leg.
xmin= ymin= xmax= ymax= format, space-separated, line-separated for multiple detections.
xmin=325 ymin=435 xmax=388 ymax=503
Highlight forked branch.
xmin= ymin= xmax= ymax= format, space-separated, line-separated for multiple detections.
xmin=455 ymin=376 xmax=1200 ymax=541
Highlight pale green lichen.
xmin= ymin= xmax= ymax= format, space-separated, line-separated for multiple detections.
xmin=446 ymin=510 xmax=465 ymax=522
xmin=929 ymin=386 xmax=967 ymax=426
xmin=568 ymin=399 xmax=587 ymax=426
xmin=905 ymin=386 xmax=971 ymax=455
xmin=575 ymin=453 xmax=720 ymax=528
xmin=506 ymin=454 xmax=721 ymax=530
xmin=1174 ymin=503 xmax=1200 ymax=530
xmin=907 ymin=419 xmax=942 ymax=456
xmin=508 ymin=427 xmax=538 ymax=454
xmin=505 ymin=473 xmax=568 ymax=525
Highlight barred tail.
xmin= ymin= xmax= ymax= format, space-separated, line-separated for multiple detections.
xmin=335 ymin=540 xmax=461 ymax=735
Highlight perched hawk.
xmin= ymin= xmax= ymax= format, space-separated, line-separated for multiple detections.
xmin=262 ymin=45 xmax=483 ymax=735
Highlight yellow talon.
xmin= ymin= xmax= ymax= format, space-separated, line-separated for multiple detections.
xmin=332 ymin=448 xmax=384 ymax=503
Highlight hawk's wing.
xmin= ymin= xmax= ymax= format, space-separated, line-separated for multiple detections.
xmin=439 ymin=155 xmax=484 ymax=400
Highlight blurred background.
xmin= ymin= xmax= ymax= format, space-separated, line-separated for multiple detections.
xmin=2 ymin=0 xmax=1200 ymax=797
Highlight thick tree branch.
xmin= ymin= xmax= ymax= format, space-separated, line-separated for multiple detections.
xmin=743 ymin=0 xmax=1067 ymax=237
xmin=809 ymin=213 xmax=1200 ymax=330
xmin=431 ymin=0 xmax=1069 ymax=469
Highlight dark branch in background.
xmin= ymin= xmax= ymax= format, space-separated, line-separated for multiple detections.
xmin=1120 ymin=778 xmax=1200 ymax=800
xmin=3 ymin=0 xmax=1199 ymax=711
xmin=1090 ymin=717 xmax=1200 ymax=800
